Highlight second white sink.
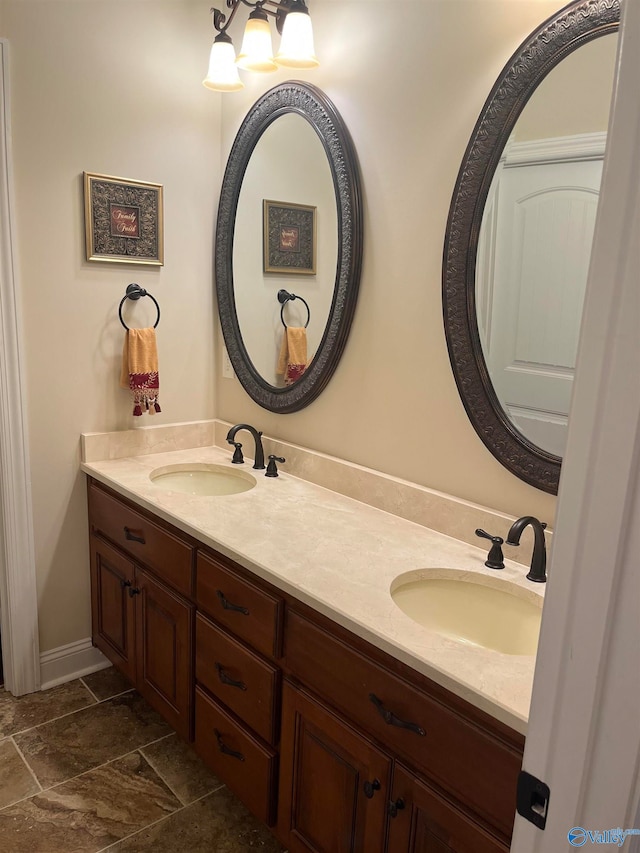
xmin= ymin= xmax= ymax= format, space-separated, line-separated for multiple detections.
xmin=149 ymin=463 xmax=256 ymax=496
xmin=391 ymin=570 xmax=542 ymax=656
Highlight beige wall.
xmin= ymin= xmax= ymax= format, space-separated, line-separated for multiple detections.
xmin=216 ymin=1 xmax=567 ymax=521
xmin=1 ymin=0 xmax=220 ymax=652
xmin=514 ymin=32 xmax=617 ymax=141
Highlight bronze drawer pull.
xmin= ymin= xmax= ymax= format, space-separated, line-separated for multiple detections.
xmin=214 ymin=729 xmax=245 ymax=761
xmin=216 ymin=590 xmax=250 ymax=616
xmin=215 ymin=662 xmax=247 ymax=691
xmin=369 ymin=693 xmax=426 ymax=737
xmin=120 ymin=579 xmax=132 ymax=589
xmin=123 ymin=526 xmax=145 ymax=545
xmin=363 ymin=778 xmax=381 ymax=799
xmin=388 ymin=798 xmax=405 ymax=818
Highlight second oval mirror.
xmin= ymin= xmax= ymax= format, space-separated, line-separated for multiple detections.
xmin=216 ymin=82 xmax=363 ymax=413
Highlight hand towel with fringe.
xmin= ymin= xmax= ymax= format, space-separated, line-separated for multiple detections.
xmin=277 ymin=326 xmax=308 ymax=385
xmin=120 ymin=328 xmax=162 ymax=416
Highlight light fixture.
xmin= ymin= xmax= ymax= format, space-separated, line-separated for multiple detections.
xmin=202 ymin=0 xmax=318 ymax=93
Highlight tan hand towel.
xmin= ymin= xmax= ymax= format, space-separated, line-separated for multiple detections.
xmin=120 ymin=328 xmax=162 ymax=416
xmin=277 ymin=327 xmax=308 ymax=385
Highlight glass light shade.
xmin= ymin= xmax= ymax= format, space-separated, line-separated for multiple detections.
xmin=237 ymin=16 xmax=277 ymax=72
xmin=203 ymin=38 xmax=244 ymax=92
xmin=274 ymin=11 xmax=318 ymax=68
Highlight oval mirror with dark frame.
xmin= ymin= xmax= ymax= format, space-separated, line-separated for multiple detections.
xmin=443 ymin=0 xmax=619 ymax=494
xmin=216 ymin=81 xmax=363 ymax=414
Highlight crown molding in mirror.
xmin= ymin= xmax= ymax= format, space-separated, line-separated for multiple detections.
xmin=216 ymin=81 xmax=363 ymax=413
xmin=442 ymin=0 xmax=619 ymax=495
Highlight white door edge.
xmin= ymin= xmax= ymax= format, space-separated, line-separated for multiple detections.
xmin=512 ymin=3 xmax=640 ymax=850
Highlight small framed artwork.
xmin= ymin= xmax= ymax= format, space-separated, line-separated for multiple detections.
xmin=263 ymin=199 xmax=316 ymax=275
xmin=84 ymin=172 xmax=164 ymax=265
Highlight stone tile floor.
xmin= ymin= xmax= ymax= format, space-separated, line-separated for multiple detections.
xmin=0 ymin=667 xmax=284 ymax=852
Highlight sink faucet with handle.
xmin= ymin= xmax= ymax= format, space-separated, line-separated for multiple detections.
xmin=226 ymin=424 xmax=265 ymax=470
xmin=506 ymin=516 xmax=547 ymax=583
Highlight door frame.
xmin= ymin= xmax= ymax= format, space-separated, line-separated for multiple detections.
xmin=0 ymin=38 xmax=40 ymax=695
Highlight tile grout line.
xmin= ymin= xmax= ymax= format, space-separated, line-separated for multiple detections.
xmin=3 ymin=687 xmax=136 ymax=739
xmin=138 ymin=739 xmax=189 ymax=807
xmin=78 ymin=676 xmax=103 ymax=704
xmin=95 ymin=785 xmax=227 ymax=853
xmin=0 ymin=732 xmax=181 ymax=813
xmin=7 ymin=735 xmax=43 ymax=797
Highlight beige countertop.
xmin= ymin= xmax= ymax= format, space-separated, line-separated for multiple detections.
xmin=81 ymin=444 xmax=542 ymax=735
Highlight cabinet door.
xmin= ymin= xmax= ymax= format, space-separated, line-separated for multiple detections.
xmin=90 ymin=534 xmax=136 ymax=683
xmin=278 ymin=681 xmax=391 ymax=853
xmin=134 ymin=567 xmax=194 ymax=740
xmin=386 ymin=764 xmax=509 ymax=853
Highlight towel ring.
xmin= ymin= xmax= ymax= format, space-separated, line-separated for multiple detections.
xmin=277 ymin=289 xmax=310 ymax=329
xmin=119 ymin=283 xmax=160 ymax=330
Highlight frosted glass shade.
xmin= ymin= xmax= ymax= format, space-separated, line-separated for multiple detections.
xmin=237 ymin=16 xmax=277 ymax=72
xmin=203 ymin=39 xmax=244 ymax=92
xmin=275 ymin=11 xmax=318 ymax=68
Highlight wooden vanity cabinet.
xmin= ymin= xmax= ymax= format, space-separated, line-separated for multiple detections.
xmin=385 ymin=764 xmax=509 ymax=853
xmin=88 ymin=480 xmax=195 ymax=740
xmin=87 ymin=479 xmax=523 ymax=852
xmin=278 ymin=680 xmax=392 ymax=853
xmin=279 ymin=607 xmax=521 ymax=853
xmin=193 ymin=550 xmax=283 ymax=827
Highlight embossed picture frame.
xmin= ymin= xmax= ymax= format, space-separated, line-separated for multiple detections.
xmin=263 ymin=199 xmax=317 ymax=274
xmin=83 ymin=172 xmax=164 ymax=266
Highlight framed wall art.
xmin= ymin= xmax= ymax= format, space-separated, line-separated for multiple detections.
xmin=263 ymin=199 xmax=316 ymax=275
xmin=84 ymin=172 xmax=164 ymax=265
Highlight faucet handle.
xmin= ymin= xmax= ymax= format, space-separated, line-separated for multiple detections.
xmin=229 ymin=442 xmax=244 ymax=464
xmin=475 ymin=529 xmax=505 ymax=570
xmin=265 ymin=455 xmax=285 ymax=478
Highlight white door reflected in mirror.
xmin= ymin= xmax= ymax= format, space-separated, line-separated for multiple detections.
xmin=476 ymin=34 xmax=617 ymax=457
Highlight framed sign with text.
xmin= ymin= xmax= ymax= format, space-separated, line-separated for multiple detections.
xmin=84 ymin=172 xmax=164 ymax=265
xmin=263 ymin=199 xmax=316 ymax=275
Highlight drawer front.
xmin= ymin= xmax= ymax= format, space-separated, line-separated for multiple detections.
xmin=195 ymin=686 xmax=277 ymax=826
xmin=89 ymin=483 xmax=193 ymax=597
xmin=196 ymin=552 xmax=282 ymax=659
xmin=196 ymin=613 xmax=280 ymax=744
xmin=285 ymin=609 xmax=521 ymax=840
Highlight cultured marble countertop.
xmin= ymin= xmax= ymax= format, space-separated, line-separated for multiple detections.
xmin=81 ymin=445 xmax=543 ymax=735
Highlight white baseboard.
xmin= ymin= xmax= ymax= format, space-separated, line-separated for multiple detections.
xmin=40 ymin=638 xmax=110 ymax=691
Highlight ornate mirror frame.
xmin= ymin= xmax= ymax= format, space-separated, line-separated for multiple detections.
xmin=442 ymin=0 xmax=619 ymax=494
xmin=216 ymin=81 xmax=363 ymax=413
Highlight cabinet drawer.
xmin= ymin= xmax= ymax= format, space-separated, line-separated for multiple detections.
xmin=195 ymin=686 xmax=277 ymax=826
xmin=196 ymin=614 xmax=280 ymax=744
xmin=89 ymin=483 xmax=193 ymax=597
xmin=285 ymin=609 xmax=521 ymax=840
xmin=196 ymin=552 xmax=282 ymax=659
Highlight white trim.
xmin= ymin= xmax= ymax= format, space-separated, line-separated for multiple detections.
xmin=0 ymin=39 xmax=40 ymax=695
xmin=39 ymin=638 xmax=110 ymax=692
xmin=505 ymin=131 xmax=607 ymax=167
xmin=512 ymin=2 xmax=640 ymax=849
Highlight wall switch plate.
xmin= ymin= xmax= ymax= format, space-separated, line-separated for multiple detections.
xmin=222 ymin=344 xmax=235 ymax=380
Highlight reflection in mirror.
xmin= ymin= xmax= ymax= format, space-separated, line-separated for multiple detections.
xmin=443 ymin=0 xmax=619 ymax=494
xmin=476 ymin=34 xmax=617 ymax=457
xmin=216 ymin=81 xmax=362 ymax=414
xmin=234 ymin=113 xmax=338 ymax=386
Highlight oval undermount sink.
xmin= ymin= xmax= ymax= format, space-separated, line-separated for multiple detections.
xmin=149 ymin=464 xmax=256 ymax=496
xmin=391 ymin=570 xmax=542 ymax=656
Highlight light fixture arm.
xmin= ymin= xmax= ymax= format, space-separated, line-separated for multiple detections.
xmin=210 ymin=0 xmax=305 ymax=38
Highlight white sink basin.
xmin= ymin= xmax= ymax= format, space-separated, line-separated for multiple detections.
xmin=391 ymin=570 xmax=542 ymax=656
xmin=149 ymin=464 xmax=256 ymax=496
